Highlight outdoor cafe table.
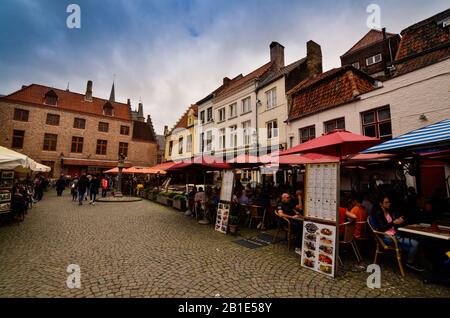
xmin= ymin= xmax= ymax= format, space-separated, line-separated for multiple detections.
xmin=398 ymin=224 xmax=450 ymax=241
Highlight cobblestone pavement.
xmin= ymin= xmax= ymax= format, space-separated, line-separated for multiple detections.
xmin=0 ymin=191 xmax=449 ymax=298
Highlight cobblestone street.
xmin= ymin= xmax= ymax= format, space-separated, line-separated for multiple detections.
xmin=0 ymin=191 xmax=449 ymax=298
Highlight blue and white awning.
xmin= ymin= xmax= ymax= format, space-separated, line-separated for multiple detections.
xmin=362 ymin=119 xmax=450 ymax=154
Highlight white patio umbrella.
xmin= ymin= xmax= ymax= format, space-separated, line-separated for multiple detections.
xmin=0 ymin=146 xmax=31 ymax=171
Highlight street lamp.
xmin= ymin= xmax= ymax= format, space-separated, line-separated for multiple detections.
xmin=117 ymin=153 xmax=125 ymax=194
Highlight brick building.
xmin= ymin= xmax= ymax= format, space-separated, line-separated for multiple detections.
xmin=0 ymin=81 xmax=158 ymax=177
xmin=340 ymin=28 xmax=401 ymax=80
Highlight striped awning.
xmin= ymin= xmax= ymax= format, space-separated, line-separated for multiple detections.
xmin=362 ymin=119 xmax=450 ymax=154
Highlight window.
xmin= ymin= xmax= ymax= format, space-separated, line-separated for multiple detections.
xmin=41 ymin=161 xmax=54 ymax=178
xmin=242 ymin=121 xmax=251 ymax=146
xmin=120 ymin=125 xmax=130 ymax=135
xmin=178 ymin=137 xmax=184 ymax=154
xmin=200 ymin=111 xmax=205 ymax=124
xmin=43 ymin=133 xmax=57 ymax=151
xmin=229 ymin=125 xmax=237 ymax=148
xmin=119 ymin=142 xmax=128 ymax=157
xmin=229 ymin=103 xmax=237 ymax=118
xmin=299 ymin=126 xmax=315 ymax=143
xmin=12 ymin=130 xmax=25 ymax=148
xmin=324 ymin=117 xmax=345 ymax=133
xmin=186 ymin=134 xmax=192 ymax=152
xmin=242 ymin=97 xmax=251 ymax=113
xmin=266 ymin=88 xmax=277 ymax=109
xmin=218 ymin=108 xmax=226 ymax=122
xmin=219 ymin=128 xmax=226 ymax=149
xmin=206 ymin=130 xmax=213 ymax=151
xmin=103 ymin=103 xmax=114 ymax=116
xmin=366 ymin=54 xmax=382 ymax=66
xmin=267 ymin=120 xmax=278 ymax=139
xmin=73 ymin=118 xmax=86 ymax=129
xmin=361 ymin=106 xmax=392 ymax=140
xmin=98 ymin=122 xmax=109 ymax=132
xmin=156 ymin=154 xmax=163 ymax=164
xmin=14 ymin=109 xmax=29 ymax=122
xmin=200 ymin=133 xmax=205 ymax=152
xmin=44 ymin=90 xmax=58 ymax=106
xmin=96 ymin=140 xmax=107 ymax=155
xmin=352 ymin=62 xmax=360 ymax=69
xmin=207 ymin=107 xmax=213 ymax=122
xmin=46 ymin=114 xmax=60 ymax=126
xmin=71 ymin=137 xmax=83 ymax=153
xmin=168 ymin=141 xmax=173 ymax=156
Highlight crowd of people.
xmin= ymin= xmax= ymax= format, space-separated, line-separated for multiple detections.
xmin=65 ymin=174 xmax=112 ymax=205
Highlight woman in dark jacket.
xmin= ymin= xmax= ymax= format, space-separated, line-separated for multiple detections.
xmin=89 ymin=175 xmax=101 ymax=205
xmin=371 ymin=194 xmax=423 ymax=271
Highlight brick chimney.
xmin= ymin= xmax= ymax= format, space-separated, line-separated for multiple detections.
xmin=306 ymin=41 xmax=323 ymax=77
xmin=270 ymin=42 xmax=285 ymax=69
xmin=223 ymin=77 xmax=231 ymax=85
xmin=85 ymin=80 xmax=93 ymax=101
xmin=164 ymin=125 xmax=169 ymax=136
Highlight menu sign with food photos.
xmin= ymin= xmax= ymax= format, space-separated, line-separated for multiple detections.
xmin=305 ymin=163 xmax=339 ymax=222
xmin=215 ymin=202 xmax=230 ymax=234
xmin=301 ymin=222 xmax=337 ymax=277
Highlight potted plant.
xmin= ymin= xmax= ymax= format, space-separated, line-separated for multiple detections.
xmin=228 ymin=215 xmax=239 ymax=235
xmin=148 ymin=188 xmax=159 ymax=201
xmin=172 ymin=194 xmax=187 ymax=211
xmin=166 ymin=192 xmax=177 ymax=207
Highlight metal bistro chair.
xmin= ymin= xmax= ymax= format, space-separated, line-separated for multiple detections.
xmin=367 ymin=217 xmax=405 ymax=277
xmin=248 ymin=205 xmax=265 ymax=230
xmin=353 ymin=220 xmax=371 ymax=261
xmin=272 ymin=210 xmax=298 ymax=250
xmin=339 ymin=222 xmax=361 ymax=264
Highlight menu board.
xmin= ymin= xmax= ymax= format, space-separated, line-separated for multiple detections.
xmin=220 ymin=170 xmax=235 ymax=202
xmin=215 ymin=202 xmax=230 ymax=234
xmin=305 ymin=163 xmax=338 ymax=222
xmin=301 ymin=221 xmax=337 ymax=278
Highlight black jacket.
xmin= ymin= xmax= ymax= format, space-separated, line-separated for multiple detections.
xmin=90 ymin=179 xmax=101 ymax=194
xmin=76 ymin=177 xmax=89 ymax=191
xmin=371 ymin=205 xmax=399 ymax=232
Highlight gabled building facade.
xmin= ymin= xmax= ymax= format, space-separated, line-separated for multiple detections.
xmin=0 ymin=81 xmax=158 ymax=177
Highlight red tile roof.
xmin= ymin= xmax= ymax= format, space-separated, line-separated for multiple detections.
xmin=1 ymin=84 xmax=131 ymax=121
xmin=342 ymin=29 xmax=398 ymax=56
xmin=394 ymin=9 xmax=450 ymax=76
xmin=170 ymin=104 xmax=198 ymax=133
xmin=288 ymin=66 xmax=377 ymax=121
xmin=215 ymin=62 xmax=274 ymax=98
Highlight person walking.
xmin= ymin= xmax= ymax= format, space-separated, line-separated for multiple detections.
xmin=101 ymin=176 xmax=108 ymax=198
xmin=89 ymin=175 xmax=100 ymax=205
xmin=76 ymin=174 xmax=89 ymax=206
xmin=55 ymin=175 xmax=65 ymax=197
xmin=70 ymin=176 xmax=79 ymax=201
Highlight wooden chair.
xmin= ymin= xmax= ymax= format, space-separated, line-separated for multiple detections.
xmin=248 ymin=205 xmax=265 ymax=230
xmin=367 ymin=217 xmax=405 ymax=277
xmin=272 ymin=210 xmax=296 ymax=250
xmin=339 ymin=222 xmax=361 ymax=263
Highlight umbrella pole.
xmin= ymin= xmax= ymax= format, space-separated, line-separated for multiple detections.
xmin=199 ymin=169 xmax=210 ymax=225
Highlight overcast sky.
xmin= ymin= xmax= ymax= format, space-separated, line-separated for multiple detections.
xmin=1 ymin=0 xmax=449 ymax=133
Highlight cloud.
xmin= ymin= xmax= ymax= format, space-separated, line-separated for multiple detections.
xmin=0 ymin=0 xmax=449 ymax=133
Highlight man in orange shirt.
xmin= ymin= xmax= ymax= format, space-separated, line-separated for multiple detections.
xmin=350 ymin=194 xmax=367 ymax=239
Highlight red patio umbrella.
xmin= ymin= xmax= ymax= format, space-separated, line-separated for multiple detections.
xmin=168 ymin=155 xmax=231 ymax=171
xmin=280 ymin=130 xmax=381 ymax=159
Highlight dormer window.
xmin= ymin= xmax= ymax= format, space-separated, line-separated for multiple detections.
xmin=44 ymin=90 xmax=58 ymax=106
xmin=103 ymin=102 xmax=114 ymax=116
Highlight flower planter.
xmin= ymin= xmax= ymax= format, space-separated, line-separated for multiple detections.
xmin=157 ymin=194 xmax=168 ymax=205
xmin=166 ymin=198 xmax=174 ymax=207
xmin=173 ymin=199 xmax=186 ymax=211
xmin=228 ymin=224 xmax=238 ymax=235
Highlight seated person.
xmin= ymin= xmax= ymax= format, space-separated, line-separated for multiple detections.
xmin=277 ymin=193 xmax=303 ymax=254
xmin=371 ymin=194 xmax=424 ymax=272
xmin=338 ymin=201 xmax=357 ymax=238
xmin=350 ymin=194 xmax=368 ymax=239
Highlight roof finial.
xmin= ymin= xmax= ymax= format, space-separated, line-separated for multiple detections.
xmin=66 ymin=82 xmax=70 ymax=92
xmin=109 ymin=74 xmax=116 ymax=102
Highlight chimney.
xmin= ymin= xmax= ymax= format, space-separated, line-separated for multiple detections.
xmin=270 ymin=42 xmax=285 ymax=69
xmin=85 ymin=80 xmax=93 ymax=101
xmin=127 ymin=99 xmax=131 ymax=107
xmin=137 ymin=102 xmax=144 ymax=122
xmin=164 ymin=125 xmax=169 ymax=136
xmin=382 ymin=27 xmax=387 ymax=40
xmin=223 ymin=77 xmax=231 ymax=85
xmin=306 ymin=41 xmax=323 ymax=77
